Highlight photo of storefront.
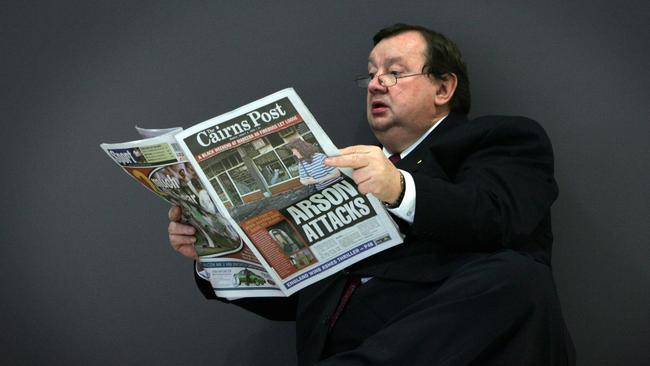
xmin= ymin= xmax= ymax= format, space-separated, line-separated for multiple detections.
xmin=200 ymin=121 xmax=318 ymax=212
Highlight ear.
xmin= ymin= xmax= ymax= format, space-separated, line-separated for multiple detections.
xmin=433 ymin=73 xmax=458 ymax=108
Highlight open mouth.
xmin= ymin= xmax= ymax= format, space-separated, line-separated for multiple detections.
xmin=370 ymin=101 xmax=389 ymax=114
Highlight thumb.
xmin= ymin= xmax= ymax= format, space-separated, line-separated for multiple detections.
xmin=168 ymin=205 xmax=182 ymax=221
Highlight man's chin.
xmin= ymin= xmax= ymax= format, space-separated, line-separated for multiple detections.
xmin=368 ymin=118 xmax=397 ymax=133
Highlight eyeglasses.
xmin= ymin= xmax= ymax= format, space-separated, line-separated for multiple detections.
xmin=355 ymin=72 xmax=427 ymax=88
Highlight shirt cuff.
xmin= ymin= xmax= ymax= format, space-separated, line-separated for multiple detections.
xmin=387 ymin=170 xmax=415 ymax=224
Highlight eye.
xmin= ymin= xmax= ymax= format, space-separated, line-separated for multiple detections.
xmin=389 ymin=70 xmax=402 ymax=76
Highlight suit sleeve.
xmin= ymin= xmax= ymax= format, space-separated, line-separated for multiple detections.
xmin=193 ymin=265 xmax=298 ymax=321
xmin=409 ymin=117 xmax=558 ymax=251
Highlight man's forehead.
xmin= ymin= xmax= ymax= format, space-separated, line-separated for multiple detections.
xmin=368 ymin=32 xmax=426 ymax=65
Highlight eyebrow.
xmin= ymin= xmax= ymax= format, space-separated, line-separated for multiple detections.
xmin=368 ymin=56 xmax=405 ymax=66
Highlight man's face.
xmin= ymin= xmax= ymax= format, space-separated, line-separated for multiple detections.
xmin=366 ymin=31 xmax=441 ymax=138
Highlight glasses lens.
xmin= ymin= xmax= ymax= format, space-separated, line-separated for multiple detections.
xmin=379 ymin=74 xmax=396 ymax=87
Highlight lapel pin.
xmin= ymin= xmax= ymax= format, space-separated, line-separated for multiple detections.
xmin=417 ymin=159 xmax=422 ymax=165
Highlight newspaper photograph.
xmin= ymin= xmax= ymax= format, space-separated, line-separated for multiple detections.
xmin=175 ymin=88 xmax=403 ymax=296
xmin=100 ymin=127 xmax=284 ymax=299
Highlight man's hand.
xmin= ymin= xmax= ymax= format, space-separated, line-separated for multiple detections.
xmin=325 ymin=145 xmax=401 ymax=204
xmin=168 ymin=205 xmax=198 ymax=260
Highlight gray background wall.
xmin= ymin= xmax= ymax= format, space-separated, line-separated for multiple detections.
xmin=2 ymin=1 xmax=648 ymax=365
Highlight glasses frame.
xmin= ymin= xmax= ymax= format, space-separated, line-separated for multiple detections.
xmin=355 ymin=72 xmax=428 ymax=88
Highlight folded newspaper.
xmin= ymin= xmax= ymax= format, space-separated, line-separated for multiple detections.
xmin=100 ymin=88 xmax=403 ymax=298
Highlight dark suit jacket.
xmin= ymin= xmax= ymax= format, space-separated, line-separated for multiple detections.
xmin=195 ymin=112 xmax=560 ymax=365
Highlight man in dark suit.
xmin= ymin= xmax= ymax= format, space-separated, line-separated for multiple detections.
xmin=168 ymin=23 xmax=575 ymax=365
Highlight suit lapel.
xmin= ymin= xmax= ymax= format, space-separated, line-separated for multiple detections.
xmin=396 ymin=112 xmax=466 ymax=178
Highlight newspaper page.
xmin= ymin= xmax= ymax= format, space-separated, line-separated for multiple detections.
xmin=100 ymin=127 xmax=284 ymax=299
xmin=175 ymin=88 xmax=403 ymax=296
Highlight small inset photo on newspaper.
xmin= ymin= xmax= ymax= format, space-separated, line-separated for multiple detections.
xmin=196 ymin=118 xmax=341 ymax=223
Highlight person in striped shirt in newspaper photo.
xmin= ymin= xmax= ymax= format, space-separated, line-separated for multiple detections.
xmin=285 ymin=138 xmax=343 ymax=191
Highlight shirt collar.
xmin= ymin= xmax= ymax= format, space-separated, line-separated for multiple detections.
xmin=382 ymin=114 xmax=448 ymax=159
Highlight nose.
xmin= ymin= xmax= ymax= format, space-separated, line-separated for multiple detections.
xmin=367 ymin=74 xmax=387 ymax=94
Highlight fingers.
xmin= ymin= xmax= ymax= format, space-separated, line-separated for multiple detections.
xmin=325 ymin=154 xmax=368 ymax=169
xmin=351 ymin=169 xmax=373 ymax=186
xmin=168 ymin=205 xmax=182 ymax=222
xmin=337 ymin=145 xmax=378 ymax=155
xmin=170 ymin=238 xmax=198 ymax=260
xmin=325 ymin=145 xmax=401 ymax=202
xmin=168 ymin=221 xmax=195 ymax=236
xmin=326 ymin=145 xmax=383 ymax=169
xmin=355 ymin=168 xmax=401 ymax=202
xmin=176 ymin=246 xmax=198 ymax=260
xmin=168 ymin=217 xmax=198 ymax=260
xmin=169 ymin=233 xmax=196 ymax=247
xmin=356 ymin=180 xmax=373 ymax=196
